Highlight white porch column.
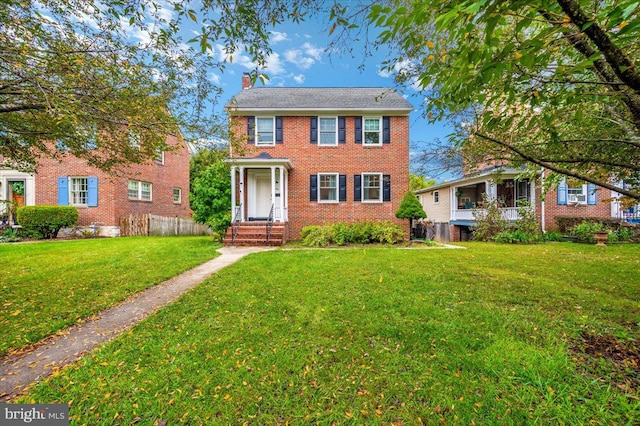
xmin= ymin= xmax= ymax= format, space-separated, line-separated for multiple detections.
xmin=279 ymin=166 xmax=284 ymax=222
xmin=284 ymin=169 xmax=289 ymax=221
xmin=239 ymin=167 xmax=245 ymax=222
xmin=230 ymin=166 xmax=236 ymax=219
xmin=270 ymin=166 xmax=276 ymax=216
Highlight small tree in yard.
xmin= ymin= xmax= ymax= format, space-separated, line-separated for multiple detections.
xmin=395 ymin=192 xmax=427 ymax=237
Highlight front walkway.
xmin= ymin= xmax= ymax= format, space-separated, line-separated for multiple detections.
xmin=0 ymin=246 xmax=271 ymax=402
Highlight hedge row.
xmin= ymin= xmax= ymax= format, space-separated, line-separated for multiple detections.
xmin=16 ymin=206 xmax=78 ymax=239
xmin=300 ymin=221 xmax=405 ymax=247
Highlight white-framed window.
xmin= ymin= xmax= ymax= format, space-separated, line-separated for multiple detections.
xmin=433 ymin=190 xmax=439 ymax=204
xmin=362 ymin=173 xmax=382 ymax=202
xmin=70 ymin=177 xmax=88 ymax=206
xmin=256 ymin=117 xmax=275 ymax=146
xmin=128 ymin=180 xmax=152 ymax=201
xmin=173 ymin=188 xmax=182 ymax=204
xmin=568 ymin=184 xmax=587 ymax=204
xmin=363 ymin=117 xmax=382 ymax=146
xmin=319 ymin=117 xmax=338 ymax=146
xmin=129 ymin=130 xmax=141 ymax=149
xmin=318 ymin=173 xmax=338 ymax=202
xmin=155 ymin=151 xmax=165 ymax=165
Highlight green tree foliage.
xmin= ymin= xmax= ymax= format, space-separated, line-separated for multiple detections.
xmin=395 ymin=191 xmax=427 ymax=230
xmin=1 ymin=0 xmax=310 ymax=172
xmin=363 ymin=0 xmax=640 ymax=200
xmin=409 ymin=174 xmax=434 ymax=192
xmin=190 ymin=148 xmax=228 ymax=187
xmin=190 ymin=159 xmax=231 ymax=239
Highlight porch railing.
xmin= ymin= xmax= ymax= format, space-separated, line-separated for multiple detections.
xmin=231 ymin=203 xmax=242 ymax=245
xmin=266 ymin=203 xmax=275 ymax=242
xmin=452 ymin=207 xmax=526 ymax=222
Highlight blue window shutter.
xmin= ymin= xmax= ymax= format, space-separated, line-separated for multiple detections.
xmin=338 ymin=117 xmax=346 ymax=143
xmin=310 ymin=175 xmax=318 ymax=201
xmin=88 ymin=176 xmax=98 ymax=207
xmin=275 ymin=116 xmax=283 ymax=144
xmin=339 ymin=175 xmax=347 ymax=201
xmin=383 ymin=174 xmax=391 ymax=201
xmin=247 ymin=116 xmax=255 ymax=144
xmin=354 ymin=117 xmax=362 ymax=144
xmin=310 ymin=117 xmax=318 ymax=143
xmin=557 ymin=179 xmax=567 ymax=205
xmin=383 ymin=116 xmax=391 ymax=144
xmin=587 ymin=183 xmax=597 ymax=205
xmin=58 ymin=177 xmax=69 ymax=205
xmin=354 ymin=174 xmax=362 ymax=201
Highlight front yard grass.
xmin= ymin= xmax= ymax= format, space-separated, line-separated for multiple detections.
xmin=0 ymin=236 xmax=219 ymax=357
xmin=17 ymin=243 xmax=640 ymax=424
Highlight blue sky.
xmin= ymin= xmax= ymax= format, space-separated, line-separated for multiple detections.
xmin=204 ymin=17 xmax=454 ymax=180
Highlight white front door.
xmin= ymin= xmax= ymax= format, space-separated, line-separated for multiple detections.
xmin=249 ymin=173 xmax=272 ymax=219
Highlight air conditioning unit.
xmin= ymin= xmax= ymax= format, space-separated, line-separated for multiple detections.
xmin=568 ymin=194 xmax=586 ymax=203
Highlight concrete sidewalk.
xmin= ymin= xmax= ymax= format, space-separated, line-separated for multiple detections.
xmin=0 ymin=246 xmax=271 ymax=402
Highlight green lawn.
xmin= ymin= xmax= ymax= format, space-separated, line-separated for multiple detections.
xmin=0 ymin=237 xmax=219 ymax=357
xmin=17 ymin=243 xmax=640 ymax=424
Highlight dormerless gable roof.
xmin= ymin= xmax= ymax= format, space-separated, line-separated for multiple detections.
xmin=226 ymin=87 xmax=413 ymax=115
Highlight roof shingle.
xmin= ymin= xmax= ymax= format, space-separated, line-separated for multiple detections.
xmin=226 ymin=87 xmax=413 ymax=112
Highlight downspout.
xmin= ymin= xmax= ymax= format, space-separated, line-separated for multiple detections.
xmin=540 ymin=168 xmax=546 ymax=233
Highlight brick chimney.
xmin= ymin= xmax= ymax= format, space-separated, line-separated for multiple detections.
xmin=242 ymin=72 xmax=252 ymax=89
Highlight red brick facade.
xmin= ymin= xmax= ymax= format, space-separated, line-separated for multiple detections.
xmin=536 ymin=185 xmax=614 ymax=232
xmin=231 ymin=115 xmax=410 ymax=239
xmin=35 ymin=134 xmax=190 ymax=228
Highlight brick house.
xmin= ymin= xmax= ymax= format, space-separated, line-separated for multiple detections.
xmin=224 ymin=74 xmax=413 ymax=244
xmin=0 ymin=133 xmax=190 ymax=236
xmin=415 ymin=166 xmax=637 ymax=242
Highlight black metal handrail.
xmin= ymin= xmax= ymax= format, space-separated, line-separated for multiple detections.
xmin=231 ymin=204 xmax=242 ymax=245
xmin=265 ymin=203 xmax=275 ymax=242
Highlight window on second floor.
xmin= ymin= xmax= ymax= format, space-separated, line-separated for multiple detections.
xmin=319 ymin=117 xmax=337 ymax=146
xmin=363 ymin=117 xmax=382 ymax=146
xmin=433 ymin=190 xmax=439 ymax=204
xmin=256 ymin=117 xmax=275 ymax=145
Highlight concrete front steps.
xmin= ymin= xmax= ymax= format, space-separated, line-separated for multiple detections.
xmin=223 ymin=222 xmax=287 ymax=246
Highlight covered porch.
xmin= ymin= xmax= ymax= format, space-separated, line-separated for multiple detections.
xmin=229 ymin=155 xmax=292 ymax=224
xmin=451 ymin=178 xmax=534 ymax=222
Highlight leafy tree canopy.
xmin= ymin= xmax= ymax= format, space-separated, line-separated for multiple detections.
xmin=409 ymin=174 xmax=435 ymax=192
xmin=1 ymin=0 xmax=309 ymax=172
xmin=190 ymin=157 xmax=231 ymax=238
xmin=361 ymin=0 xmax=640 ymax=200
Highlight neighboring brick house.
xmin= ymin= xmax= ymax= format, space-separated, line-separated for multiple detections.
xmin=1 ymin=133 xmax=190 ymax=236
xmin=415 ymin=166 xmax=636 ymax=242
xmin=224 ymin=74 xmax=412 ymax=244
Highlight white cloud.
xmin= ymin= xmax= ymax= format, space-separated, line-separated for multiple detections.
xmin=263 ymin=52 xmax=285 ymax=75
xmin=377 ymin=59 xmax=422 ymax=90
xmin=270 ymin=31 xmax=289 ymax=44
xmin=209 ymin=73 xmax=221 ymax=84
xmin=215 ymin=44 xmax=255 ymax=69
xmin=283 ymin=49 xmax=315 ymax=70
xmin=302 ymin=42 xmax=324 ymax=60
xmin=293 ymin=74 xmax=305 ymax=84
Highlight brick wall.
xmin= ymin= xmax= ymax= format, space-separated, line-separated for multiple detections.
xmin=233 ymin=115 xmax=410 ymax=239
xmin=36 ymin=134 xmax=191 ymax=226
xmin=537 ymin=185 xmax=614 ymax=231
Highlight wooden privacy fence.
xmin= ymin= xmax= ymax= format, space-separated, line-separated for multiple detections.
xmin=119 ymin=214 xmax=212 ymax=237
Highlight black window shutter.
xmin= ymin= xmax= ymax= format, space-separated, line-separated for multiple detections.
xmin=354 ymin=117 xmax=362 ymax=144
xmin=338 ymin=117 xmax=346 ymax=144
xmin=383 ymin=116 xmax=391 ymax=144
xmin=339 ymin=175 xmax=347 ymax=201
xmin=247 ymin=116 xmax=255 ymax=144
xmin=275 ymin=116 xmax=283 ymax=144
xmin=383 ymin=174 xmax=391 ymax=201
xmin=310 ymin=175 xmax=318 ymax=201
xmin=310 ymin=116 xmax=318 ymax=144
xmin=354 ymin=174 xmax=362 ymax=202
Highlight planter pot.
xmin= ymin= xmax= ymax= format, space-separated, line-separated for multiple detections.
xmin=593 ymin=231 xmax=608 ymax=246
xmin=12 ymin=194 xmax=24 ymax=207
